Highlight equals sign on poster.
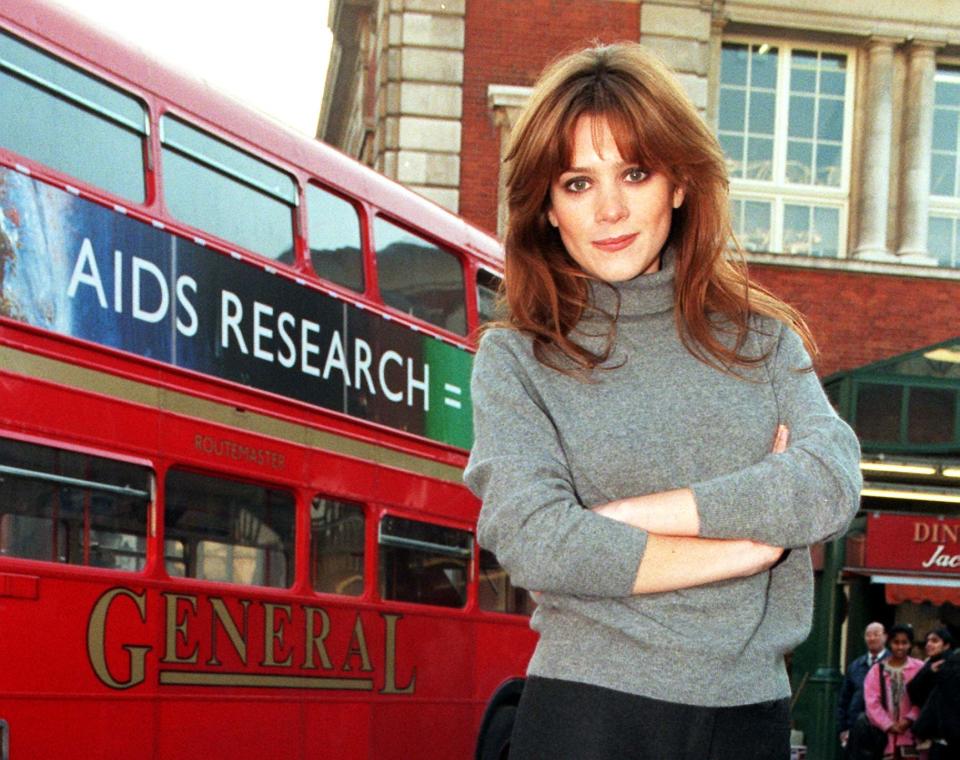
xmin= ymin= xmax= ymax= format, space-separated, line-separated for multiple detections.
xmin=444 ymin=383 xmax=462 ymax=409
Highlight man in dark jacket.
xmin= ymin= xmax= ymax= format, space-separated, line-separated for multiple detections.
xmin=838 ymin=622 xmax=888 ymax=756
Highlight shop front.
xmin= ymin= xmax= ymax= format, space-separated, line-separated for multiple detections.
xmin=790 ymin=339 xmax=960 ymax=760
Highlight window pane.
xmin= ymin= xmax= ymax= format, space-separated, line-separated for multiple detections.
xmin=374 ymin=217 xmax=467 ymax=335
xmin=749 ymin=91 xmax=776 ymax=135
xmin=751 ymin=46 xmax=778 ymax=89
xmin=719 ymin=88 xmax=746 ymax=132
xmin=161 ymin=116 xmax=295 ymax=262
xmin=820 ymin=70 xmax=846 ymax=96
xmin=311 ymin=497 xmax=364 ymax=596
xmin=164 ymin=469 xmax=294 ymax=587
xmin=162 ymin=116 xmax=295 ymax=203
xmin=731 ymin=197 xmax=771 ymax=252
xmin=0 ymin=71 xmax=144 ymax=202
xmin=855 ymin=383 xmax=903 ymax=442
xmin=479 ymin=549 xmax=534 ymax=616
xmin=306 ymin=184 xmax=364 ymax=292
xmin=746 ymin=137 xmax=773 ymax=180
xmin=786 ymin=140 xmax=813 ymax=184
xmin=791 ymin=68 xmax=816 ymax=94
xmin=907 ymin=387 xmax=955 ymax=444
xmin=721 ymin=43 xmax=748 ymax=86
xmin=936 ymin=79 xmax=960 ymax=107
xmin=477 ymin=269 xmax=503 ymax=323
xmin=788 ymin=95 xmax=815 ymax=139
xmin=816 ymin=144 xmax=842 ymax=187
xmin=817 ymin=99 xmax=845 ymax=143
xmin=783 ymin=204 xmax=811 ymax=254
xmin=720 ymin=134 xmax=745 ymax=177
xmin=813 ymin=206 xmax=840 ymax=257
xmin=0 ymin=437 xmax=151 ymax=569
xmin=928 ymin=215 xmax=957 ymax=267
xmin=932 ymin=109 xmax=958 ymax=152
xmin=930 ymin=152 xmax=956 ymax=196
xmin=379 ymin=516 xmax=471 ymax=608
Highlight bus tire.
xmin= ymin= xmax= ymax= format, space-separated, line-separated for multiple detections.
xmin=478 ymin=704 xmax=516 ymax=760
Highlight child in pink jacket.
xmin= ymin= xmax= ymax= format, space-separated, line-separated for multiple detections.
xmin=865 ymin=624 xmax=926 ymax=759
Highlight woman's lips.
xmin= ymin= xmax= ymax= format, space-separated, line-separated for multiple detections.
xmin=592 ymin=233 xmax=638 ymax=252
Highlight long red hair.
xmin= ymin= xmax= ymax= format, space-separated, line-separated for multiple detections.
xmin=499 ymin=42 xmax=815 ymax=374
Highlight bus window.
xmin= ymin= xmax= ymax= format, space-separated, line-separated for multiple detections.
xmin=306 ymin=184 xmax=364 ymax=293
xmin=478 ymin=549 xmax=534 ymax=616
xmin=373 ymin=217 xmax=467 ymax=335
xmin=0 ymin=29 xmax=146 ymax=201
xmin=476 ymin=268 xmax=503 ymax=324
xmin=311 ymin=496 xmax=364 ymax=595
xmin=378 ymin=515 xmax=472 ymax=608
xmin=160 ymin=115 xmax=296 ymax=262
xmin=164 ymin=469 xmax=294 ymax=587
xmin=0 ymin=436 xmax=151 ymax=570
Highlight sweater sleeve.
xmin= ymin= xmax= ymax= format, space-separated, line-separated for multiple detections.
xmin=864 ymin=665 xmax=893 ymax=732
xmin=691 ymin=323 xmax=862 ymax=548
xmin=463 ymin=330 xmax=648 ymax=597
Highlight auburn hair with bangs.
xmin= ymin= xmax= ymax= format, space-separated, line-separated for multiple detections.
xmin=499 ymin=42 xmax=816 ymax=374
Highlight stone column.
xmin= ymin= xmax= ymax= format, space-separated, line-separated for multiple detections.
xmin=379 ymin=0 xmax=465 ymax=213
xmin=853 ymin=37 xmax=898 ymax=260
xmin=897 ymin=41 xmax=940 ymax=262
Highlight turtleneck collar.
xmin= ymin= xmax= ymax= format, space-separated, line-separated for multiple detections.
xmin=585 ymin=247 xmax=676 ymax=320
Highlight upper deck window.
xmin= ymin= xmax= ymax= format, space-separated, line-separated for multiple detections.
xmin=160 ymin=115 xmax=296 ymax=262
xmin=373 ymin=217 xmax=467 ymax=335
xmin=476 ymin=268 xmax=503 ymax=324
xmin=0 ymin=436 xmax=152 ymax=570
xmin=306 ymin=184 xmax=364 ymax=292
xmin=0 ymin=29 xmax=146 ymax=201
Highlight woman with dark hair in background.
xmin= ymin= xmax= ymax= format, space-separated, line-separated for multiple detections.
xmin=464 ymin=42 xmax=862 ymax=759
xmin=912 ymin=627 xmax=959 ymax=760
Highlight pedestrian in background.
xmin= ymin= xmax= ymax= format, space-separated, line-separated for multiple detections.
xmin=912 ymin=628 xmax=959 ymax=760
xmin=464 ymin=41 xmax=862 ymax=760
xmin=864 ymin=623 xmax=924 ymax=759
xmin=839 ymin=622 xmax=890 ymax=756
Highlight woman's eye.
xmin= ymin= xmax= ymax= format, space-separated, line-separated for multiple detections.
xmin=565 ymin=178 xmax=590 ymax=193
xmin=625 ymin=168 xmax=648 ymax=182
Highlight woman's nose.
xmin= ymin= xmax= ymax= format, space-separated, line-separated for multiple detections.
xmin=595 ymin=185 xmax=628 ymax=223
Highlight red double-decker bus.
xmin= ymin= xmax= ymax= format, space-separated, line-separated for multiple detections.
xmin=0 ymin=2 xmax=536 ymax=757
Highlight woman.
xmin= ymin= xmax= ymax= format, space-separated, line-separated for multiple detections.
xmin=911 ymin=628 xmax=957 ymax=760
xmin=464 ymin=43 xmax=862 ymax=759
xmin=865 ymin=624 xmax=925 ymax=759
xmin=909 ymin=628 xmax=954 ymax=709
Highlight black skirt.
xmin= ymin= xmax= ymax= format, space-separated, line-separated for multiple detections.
xmin=509 ymin=676 xmax=791 ymax=760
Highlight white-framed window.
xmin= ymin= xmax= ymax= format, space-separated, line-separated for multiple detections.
xmin=929 ymin=64 xmax=960 ymax=268
xmin=718 ymin=39 xmax=854 ymax=257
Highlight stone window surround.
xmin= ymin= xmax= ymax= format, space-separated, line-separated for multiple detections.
xmin=720 ymin=35 xmax=856 ymax=259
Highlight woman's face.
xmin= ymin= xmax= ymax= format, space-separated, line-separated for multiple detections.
xmin=547 ymin=114 xmax=683 ymax=283
xmin=889 ymin=632 xmax=912 ymax=660
xmin=925 ymin=633 xmax=948 ymax=658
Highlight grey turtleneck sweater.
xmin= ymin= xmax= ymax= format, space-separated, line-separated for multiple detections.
xmin=463 ymin=253 xmax=862 ymax=706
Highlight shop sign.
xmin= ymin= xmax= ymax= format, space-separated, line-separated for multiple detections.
xmin=865 ymin=513 xmax=960 ymax=574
